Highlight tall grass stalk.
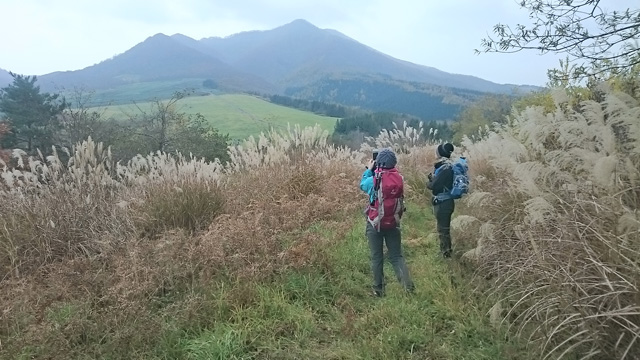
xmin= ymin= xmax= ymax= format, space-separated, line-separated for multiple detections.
xmin=454 ymin=88 xmax=640 ymax=359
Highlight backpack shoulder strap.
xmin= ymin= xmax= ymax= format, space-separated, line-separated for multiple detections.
xmin=373 ymin=170 xmax=385 ymax=191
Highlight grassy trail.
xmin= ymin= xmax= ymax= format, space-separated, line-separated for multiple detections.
xmin=158 ymin=201 xmax=528 ymax=359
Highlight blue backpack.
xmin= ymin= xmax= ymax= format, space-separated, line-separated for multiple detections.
xmin=435 ymin=157 xmax=469 ymax=201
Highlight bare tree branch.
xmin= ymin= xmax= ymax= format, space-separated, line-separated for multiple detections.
xmin=478 ymin=0 xmax=640 ymax=80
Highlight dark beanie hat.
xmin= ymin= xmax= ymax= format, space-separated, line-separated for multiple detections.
xmin=437 ymin=143 xmax=454 ymax=158
xmin=375 ymin=148 xmax=397 ymax=169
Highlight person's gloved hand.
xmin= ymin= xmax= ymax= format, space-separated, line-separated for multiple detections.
xmin=427 ymin=172 xmax=433 ymax=181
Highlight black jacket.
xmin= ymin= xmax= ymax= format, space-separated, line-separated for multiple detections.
xmin=426 ymin=160 xmax=453 ymax=196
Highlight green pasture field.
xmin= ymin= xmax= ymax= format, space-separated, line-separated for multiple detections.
xmin=95 ymin=93 xmax=338 ymax=140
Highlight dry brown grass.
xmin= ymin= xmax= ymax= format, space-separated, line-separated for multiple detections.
xmin=397 ymin=146 xmax=438 ymax=200
xmin=454 ymin=88 xmax=640 ymax=359
xmin=135 ymin=180 xmax=225 ymax=236
xmin=5 ymin=97 xmax=636 ymax=359
xmin=198 ymin=167 xmax=361 ymax=280
xmin=0 ymin=187 xmax=135 ymax=278
xmin=0 ymin=140 xmax=135 ymax=279
xmin=0 ymin=124 xmax=367 ymax=358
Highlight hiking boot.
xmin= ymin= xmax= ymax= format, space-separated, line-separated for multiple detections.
xmin=443 ymin=250 xmax=452 ymax=258
xmin=405 ymin=286 xmax=415 ymax=295
xmin=370 ymin=287 xmax=385 ymax=297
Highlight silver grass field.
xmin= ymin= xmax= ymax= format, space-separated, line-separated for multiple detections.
xmin=1 ymin=88 xmax=639 ymax=359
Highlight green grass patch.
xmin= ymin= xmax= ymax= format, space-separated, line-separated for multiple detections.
xmin=4 ymin=202 xmax=529 ymax=359
xmin=183 ymin=324 xmax=248 ymax=360
xmin=95 ymin=93 xmax=337 ymax=140
xmin=151 ymin=202 xmax=530 ymax=359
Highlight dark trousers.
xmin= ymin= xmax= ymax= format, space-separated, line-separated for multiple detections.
xmin=366 ymin=222 xmax=414 ymax=294
xmin=434 ymin=199 xmax=455 ymax=256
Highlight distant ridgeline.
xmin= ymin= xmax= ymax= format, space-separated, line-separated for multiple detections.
xmin=3 ymin=18 xmax=537 ymax=145
xmin=283 ymin=76 xmax=487 ymax=122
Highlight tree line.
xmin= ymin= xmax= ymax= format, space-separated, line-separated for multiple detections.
xmin=284 ymin=78 xmax=468 ymax=121
xmin=0 ymin=73 xmax=231 ymax=165
xmin=330 ymin=111 xmax=454 ymax=148
xmin=267 ymin=94 xmax=354 ymax=118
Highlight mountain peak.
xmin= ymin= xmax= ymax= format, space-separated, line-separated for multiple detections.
xmin=288 ymin=19 xmax=315 ymax=27
xmin=145 ymin=33 xmax=171 ymax=42
xmin=278 ymin=19 xmax=319 ymax=31
xmin=127 ymin=33 xmax=175 ymax=50
xmin=170 ymin=33 xmax=195 ymax=41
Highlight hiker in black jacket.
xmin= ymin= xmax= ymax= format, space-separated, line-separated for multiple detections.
xmin=427 ymin=143 xmax=455 ymax=258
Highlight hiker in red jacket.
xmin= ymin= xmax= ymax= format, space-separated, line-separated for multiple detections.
xmin=360 ymin=148 xmax=414 ymax=297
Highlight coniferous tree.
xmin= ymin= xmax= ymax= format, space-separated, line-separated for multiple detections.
xmin=0 ymin=122 xmax=10 ymax=163
xmin=0 ymin=73 xmax=66 ymax=153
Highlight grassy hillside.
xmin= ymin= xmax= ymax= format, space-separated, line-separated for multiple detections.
xmin=5 ymin=88 xmax=637 ymax=358
xmin=0 ymin=128 xmax=528 ymax=359
xmin=285 ymin=75 xmax=483 ymax=121
xmin=78 ymin=75 xmax=479 ymax=126
xmin=97 ymin=93 xmax=338 ymax=139
xmin=76 ymin=78 xmax=210 ymax=106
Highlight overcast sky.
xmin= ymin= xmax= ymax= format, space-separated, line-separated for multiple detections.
xmin=0 ymin=0 xmax=584 ymax=86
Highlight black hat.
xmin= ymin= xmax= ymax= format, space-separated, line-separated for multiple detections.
xmin=436 ymin=143 xmax=454 ymax=158
xmin=376 ymin=148 xmax=397 ymax=169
